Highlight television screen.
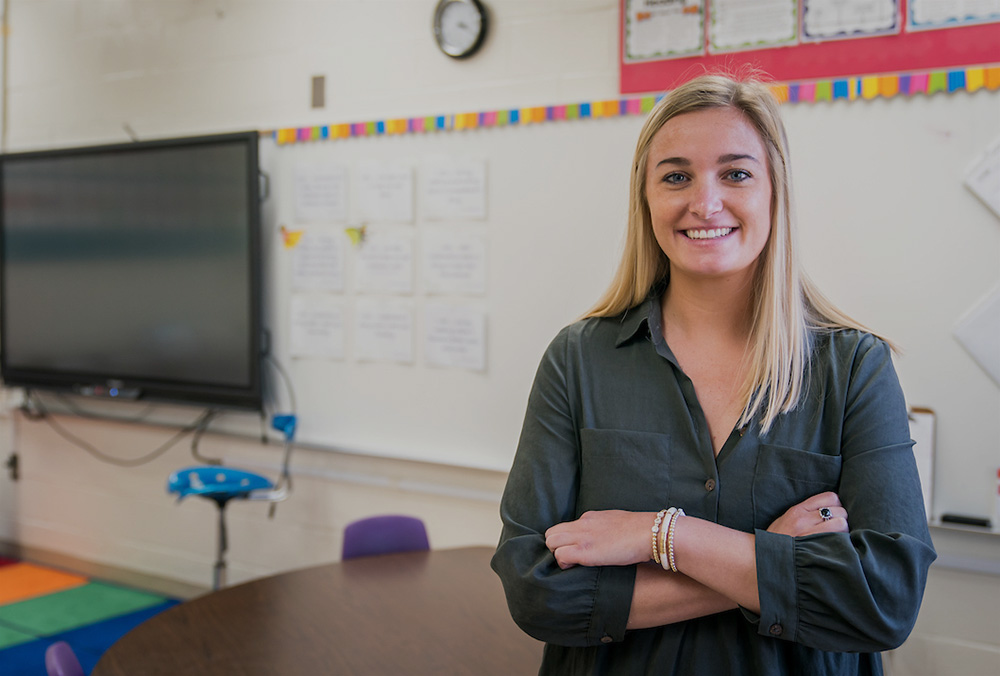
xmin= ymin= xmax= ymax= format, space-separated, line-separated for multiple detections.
xmin=0 ymin=131 xmax=263 ymax=410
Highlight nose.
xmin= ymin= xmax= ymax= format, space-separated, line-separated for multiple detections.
xmin=689 ymin=181 xmax=723 ymax=219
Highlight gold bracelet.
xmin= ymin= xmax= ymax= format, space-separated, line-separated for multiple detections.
xmin=651 ymin=509 xmax=667 ymax=564
xmin=667 ymin=508 xmax=685 ymax=573
xmin=658 ymin=508 xmax=678 ymax=571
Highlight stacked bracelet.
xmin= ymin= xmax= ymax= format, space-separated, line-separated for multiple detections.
xmin=652 ymin=508 xmax=679 ymax=567
xmin=650 ymin=509 xmax=668 ymax=564
xmin=665 ymin=508 xmax=685 ymax=573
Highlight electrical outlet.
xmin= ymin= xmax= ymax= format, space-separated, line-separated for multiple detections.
xmin=311 ymin=75 xmax=326 ymax=109
xmin=5 ymin=453 xmax=18 ymax=481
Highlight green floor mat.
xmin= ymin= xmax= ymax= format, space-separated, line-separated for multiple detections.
xmin=0 ymin=622 xmax=38 ymax=649
xmin=0 ymin=581 xmax=167 ymax=637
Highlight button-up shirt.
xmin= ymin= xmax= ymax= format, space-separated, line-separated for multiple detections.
xmin=491 ymin=295 xmax=936 ymax=676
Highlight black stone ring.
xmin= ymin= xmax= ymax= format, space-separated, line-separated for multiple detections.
xmin=819 ymin=507 xmax=833 ymax=521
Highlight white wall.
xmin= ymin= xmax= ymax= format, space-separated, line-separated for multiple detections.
xmin=0 ymin=2 xmax=998 ymax=674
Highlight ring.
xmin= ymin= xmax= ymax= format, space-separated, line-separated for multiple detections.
xmin=819 ymin=507 xmax=833 ymax=521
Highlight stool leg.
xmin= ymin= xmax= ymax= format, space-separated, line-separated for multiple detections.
xmin=214 ymin=503 xmax=228 ymax=590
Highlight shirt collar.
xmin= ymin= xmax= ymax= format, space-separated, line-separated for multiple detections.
xmin=614 ymin=295 xmax=660 ymax=347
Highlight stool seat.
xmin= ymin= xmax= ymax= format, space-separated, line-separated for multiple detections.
xmin=168 ymin=466 xmax=275 ymax=505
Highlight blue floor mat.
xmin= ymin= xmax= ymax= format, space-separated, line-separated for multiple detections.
xmin=0 ymin=599 xmax=179 ymax=675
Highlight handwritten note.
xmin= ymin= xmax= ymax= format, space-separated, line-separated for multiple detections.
xmin=909 ymin=0 xmax=1000 ymax=29
xmin=422 ymin=157 xmax=488 ymax=221
xmin=421 ymin=227 xmax=487 ymax=295
xmin=424 ymin=302 xmax=487 ymax=372
xmin=294 ymin=163 xmax=349 ymax=223
xmin=624 ymin=0 xmax=704 ymax=62
xmin=357 ymin=160 xmax=415 ymax=223
xmin=291 ymin=227 xmax=346 ymax=292
xmin=803 ymin=0 xmax=899 ymax=39
xmin=355 ymin=299 xmax=415 ymax=364
xmin=289 ymin=295 xmax=346 ymax=360
xmin=355 ymin=229 xmax=415 ymax=294
xmin=709 ymin=0 xmax=797 ymax=52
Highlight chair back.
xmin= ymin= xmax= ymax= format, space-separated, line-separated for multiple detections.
xmin=342 ymin=514 xmax=430 ymax=559
xmin=45 ymin=641 xmax=84 ymax=676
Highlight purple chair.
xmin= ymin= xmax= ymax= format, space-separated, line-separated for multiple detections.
xmin=342 ymin=514 xmax=430 ymax=560
xmin=45 ymin=641 xmax=84 ymax=676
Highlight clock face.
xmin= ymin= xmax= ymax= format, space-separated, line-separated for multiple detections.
xmin=435 ymin=0 xmax=487 ymax=58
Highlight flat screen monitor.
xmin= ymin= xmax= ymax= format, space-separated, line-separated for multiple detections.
xmin=0 ymin=131 xmax=263 ymax=410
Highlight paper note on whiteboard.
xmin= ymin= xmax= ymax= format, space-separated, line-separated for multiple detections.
xmin=290 ymin=295 xmax=346 ymax=360
xmin=908 ymin=407 xmax=936 ymax=519
xmin=355 ymin=299 xmax=414 ymax=364
xmin=291 ymin=227 xmax=345 ymax=292
xmin=421 ymin=226 xmax=487 ymax=296
xmin=354 ymin=229 xmax=414 ymax=294
xmin=422 ymin=157 xmax=487 ymax=221
xmin=953 ymin=283 xmax=1000 ymax=387
xmin=964 ymin=135 xmax=1000 ymax=219
xmin=357 ymin=161 xmax=414 ymax=223
xmin=294 ymin=163 xmax=349 ymax=223
xmin=424 ymin=302 xmax=487 ymax=372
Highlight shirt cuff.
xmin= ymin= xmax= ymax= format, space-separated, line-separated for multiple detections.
xmin=587 ymin=564 xmax=637 ymax=645
xmin=754 ymin=529 xmax=798 ymax=642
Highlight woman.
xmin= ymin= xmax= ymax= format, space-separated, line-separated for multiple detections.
xmin=491 ymin=74 xmax=935 ymax=675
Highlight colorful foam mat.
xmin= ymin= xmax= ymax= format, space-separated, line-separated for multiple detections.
xmin=266 ymin=64 xmax=1000 ymax=145
xmin=0 ymin=558 xmax=178 ymax=675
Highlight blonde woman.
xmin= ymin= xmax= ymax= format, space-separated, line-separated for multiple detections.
xmin=492 ymin=74 xmax=935 ymax=675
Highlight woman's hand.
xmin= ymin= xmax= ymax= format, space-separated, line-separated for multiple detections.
xmin=545 ymin=510 xmax=655 ymax=569
xmin=767 ymin=491 xmax=849 ymax=537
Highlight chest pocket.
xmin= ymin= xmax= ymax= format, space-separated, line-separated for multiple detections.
xmin=578 ymin=429 xmax=672 ymax=514
xmin=752 ymin=444 xmax=842 ymax=529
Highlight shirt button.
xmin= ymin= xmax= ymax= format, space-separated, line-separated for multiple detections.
xmin=600 ymin=635 xmax=613 ymax=644
xmin=704 ymin=478 xmax=716 ymax=492
xmin=769 ymin=623 xmax=783 ymax=637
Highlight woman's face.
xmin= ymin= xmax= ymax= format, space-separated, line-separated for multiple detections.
xmin=644 ymin=106 xmax=772 ymax=285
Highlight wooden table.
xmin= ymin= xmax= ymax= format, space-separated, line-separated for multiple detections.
xmin=93 ymin=546 xmax=543 ymax=675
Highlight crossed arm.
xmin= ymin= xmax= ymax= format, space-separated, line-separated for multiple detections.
xmin=544 ymin=492 xmax=848 ymax=626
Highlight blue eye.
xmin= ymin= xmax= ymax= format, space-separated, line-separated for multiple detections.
xmin=726 ymin=169 xmax=752 ymax=181
xmin=662 ymin=172 xmax=688 ymax=185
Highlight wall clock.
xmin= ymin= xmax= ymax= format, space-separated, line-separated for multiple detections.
xmin=433 ymin=0 xmax=488 ymax=59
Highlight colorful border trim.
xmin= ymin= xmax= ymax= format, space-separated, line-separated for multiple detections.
xmin=268 ymin=65 xmax=1000 ymax=145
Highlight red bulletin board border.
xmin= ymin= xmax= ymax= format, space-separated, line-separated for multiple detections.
xmin=620 ymin=0 xmax=1000 ymax=94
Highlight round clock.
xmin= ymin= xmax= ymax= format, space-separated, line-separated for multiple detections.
xmin=433 ymin=0 xmax=488 ymax=59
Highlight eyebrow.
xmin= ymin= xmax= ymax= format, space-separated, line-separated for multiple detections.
xmin=654 ymin=153 xmax=761 ymax=168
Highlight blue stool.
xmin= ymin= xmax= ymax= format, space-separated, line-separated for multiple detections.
xmin=168 ymin=415 xmax=296 ymax=589
xmin=168 ymin=466 xmax=287 ymax=589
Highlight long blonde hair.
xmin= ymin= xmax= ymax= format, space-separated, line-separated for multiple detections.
xmin=586 ymin=73 xmax=881 ymax=434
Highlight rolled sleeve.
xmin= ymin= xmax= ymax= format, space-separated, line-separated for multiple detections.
xmin=753 ymin=529 xmax=798 ymax=642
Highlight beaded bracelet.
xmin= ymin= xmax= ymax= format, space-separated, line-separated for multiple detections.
xmin=650 ymin=509 xmax=668 ymax=564
xmin=666 ymin=508 xmax=685 ymax=573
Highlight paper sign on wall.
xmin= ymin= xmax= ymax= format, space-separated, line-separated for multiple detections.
xmin=357 ymin=161 xmax=414 ymax=223
xmin=291 ymin=227 xmax=346 ymax=292
xmin=290 ymin=295 xmax=346 ymax=360
xmin=422 ymin=157 xmax=488 ymax=221
xmin=424 ymin=302 xmax=487 ymax=372
xmin=355 ymin=299 xmax=415 ymax=364
xmin=294 ymin=163 xmax=349 ymax=223
xmin=355 ymin=230 xmax=414 ymax=294
xmin=421 ymin=227 xmax=487 ymax=295
xmin=953 ymin=283 xmax=1000 ymax=387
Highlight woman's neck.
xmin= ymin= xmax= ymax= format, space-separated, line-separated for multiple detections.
xmin=660 ymin=271 xmax=755 ymax=343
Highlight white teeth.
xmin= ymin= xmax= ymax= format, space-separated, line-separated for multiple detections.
xmin=685 ymin=228 xmax=733 ymax=240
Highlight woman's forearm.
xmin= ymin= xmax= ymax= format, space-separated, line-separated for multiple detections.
xmin=672 ymin=516 xmax=760 ymax=614
xmin=627 ymin=562 xmax=738 ymax=629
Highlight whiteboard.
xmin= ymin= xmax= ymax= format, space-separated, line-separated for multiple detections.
xmin=258 ymin=91 xmax=1000 ymax=521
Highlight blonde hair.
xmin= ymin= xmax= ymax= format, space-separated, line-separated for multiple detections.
xmin=586 ymin=73 xmax=882 ymax=434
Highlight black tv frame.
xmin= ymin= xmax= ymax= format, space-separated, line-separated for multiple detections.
xmin=0 ymin=131 xmax=264 ymax=411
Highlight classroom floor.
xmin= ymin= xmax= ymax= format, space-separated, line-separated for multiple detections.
xmin=0 ymin=556 xmax=178 ymax=675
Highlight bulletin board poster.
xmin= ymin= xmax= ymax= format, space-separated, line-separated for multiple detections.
xmin=620 ymin=0 xmax=1000 ymax=94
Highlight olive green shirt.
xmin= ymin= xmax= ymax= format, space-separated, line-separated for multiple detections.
xmin=492 ymin=296 xmax=936 ymax=676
